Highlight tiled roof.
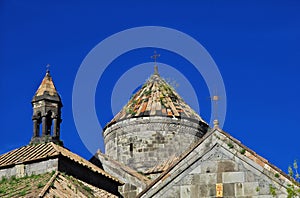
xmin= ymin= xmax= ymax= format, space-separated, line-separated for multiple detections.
xmin=32 ymin=70 xmax=61 ymax=102
xmin=0 ymin=171 xmax=54 ymax=197
xmin=144 ymin=154 xmax=179 ymax=175
xmin=0 ymin=143 xmax=58 ymax=167
xmin=43 ymin=171 xmax=118 ymax=198
xmin=0 ymin=171 xmax=118 ymax=198
xmin=0 ymin=143 xmax=122 ymax=184
xmin=106 ymin=71 xmax=206 ymax=128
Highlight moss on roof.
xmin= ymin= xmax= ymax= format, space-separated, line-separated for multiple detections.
xmin=0 ymin=171 xmax=118 ymax=198
xmin=106 ymin=72 xmax=207 ymax=129
xmin=0 ymin=172 xmax=54 ymax=197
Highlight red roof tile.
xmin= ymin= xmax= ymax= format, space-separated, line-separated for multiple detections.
xmin=105 ymin=72 xmax=206 ymax=128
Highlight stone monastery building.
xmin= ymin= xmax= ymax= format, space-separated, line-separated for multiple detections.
xmin=0 ymin=64 xmax=298 ymax=197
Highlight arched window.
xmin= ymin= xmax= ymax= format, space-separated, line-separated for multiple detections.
xmin=36 ymin=112 xmax=42 ymax=136
xmin=129 ymin=143 xmax=133 ymax=157
xmin=46 ymin=111 xmax=53 ymax=135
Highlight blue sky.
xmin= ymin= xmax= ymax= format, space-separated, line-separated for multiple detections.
xmin=0 ymin=1 xmax=299 ymax=173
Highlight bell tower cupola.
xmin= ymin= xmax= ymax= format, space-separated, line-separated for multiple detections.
xmin=30 ymin=69 xmax=63 ymax=145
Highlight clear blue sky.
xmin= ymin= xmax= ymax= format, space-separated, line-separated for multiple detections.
xmin=0 ymin=0 xmax=299 ymax=173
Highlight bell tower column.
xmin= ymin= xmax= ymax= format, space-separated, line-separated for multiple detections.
xmin=41 ymin=116 xmax=47 ymax=136
xmin=53 ymin=117 xmax=60 ymax=138
xmin=32 ymin=118 xmax=39 ymax=137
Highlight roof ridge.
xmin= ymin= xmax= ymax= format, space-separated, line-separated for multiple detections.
xmin=0 ymin=143 xmax=123 ymax=184
xmin=0 ymin=142 xmax=60 ymax=168
xmin=50 ymin=143 xmax=123 ymax=184
xmin=217 ymin=129 xmax=300 ymax=187
xmin=38 ymin=171 xmax=59 ymax=197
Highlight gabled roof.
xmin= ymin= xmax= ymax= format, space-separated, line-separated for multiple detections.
xmin=137 ymin=126 xmax=299 ymax=197
xmin=0 ymin=142 xmax=122 ymax=184
xmin=32 ymin=70 xmax=61 ymax=103
xmin=0 ymin=171 xmax=118 ymax=198
xmin=0 ymin=142 xmax=58 ymax=167
xmin=105 ymin=70 xmax=206 ymax=129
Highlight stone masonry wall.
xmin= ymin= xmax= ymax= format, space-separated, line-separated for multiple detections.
xmin=0 ymin=158 xmax=58 ymax=179
xmin=141 ymin=131 xmax=291 ymax=198
xmin=152 ymin=146 xmax=289 ymax=197
xmin=103 ymin=116 xmax=208 ymax=172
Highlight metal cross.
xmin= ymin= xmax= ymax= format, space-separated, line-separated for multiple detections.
xmin=211 ymin=90 xmax=220 ymax=121
xmin=46 ymin=64 xmax=50 ymax=72
xmin=151 ymin=51 xmax=160 ymax=65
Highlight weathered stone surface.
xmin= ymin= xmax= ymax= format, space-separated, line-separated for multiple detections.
xmin=218 ymin=160 xmax=237 ymax=172
xmin=93 ymin=151 xmax=149 ymax=198
xmin=222 ymin=172 xmax=245 ymax=183
xmin=0 ymin=158 xmax=58 ymax=179
xmin=235 ymin=182 xmax=243 ymax=196
xmin=199 ymin=173 xmax=217 ymax=184
xmin=139 ymin=130 xmax=293 ymax=198
xmin=223 ymin=183 xmax=235 ymax=196
xmin=243 ymin=182 xmax=259 ymax=196
xmin=104 ymin=116 xmax=207 ymax=172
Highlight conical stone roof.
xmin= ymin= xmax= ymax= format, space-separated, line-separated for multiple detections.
xmin=32 ymin=70 xmax=61 ymax=103
xmin=106 ymin=68 xmax=206 ymax=128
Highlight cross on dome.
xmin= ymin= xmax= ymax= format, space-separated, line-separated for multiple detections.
xmin=151 ymin=51 xmax=160 ymax=75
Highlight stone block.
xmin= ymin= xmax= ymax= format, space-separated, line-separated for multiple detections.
xmin=252 ymin=195 xmax=274 ymax=198
xmin=222 ymin=172 xmax=245 ymax=183
xmin=243 ymin=182 xmax=259 ymax=196
xmin=189 ymin=185 xmax=199 ymax=198
xmin=223 ymin=183 xmax=235 ymax=196
xmin=127 ymin=191 xmax=136 ymax=198
xmin=217 ymin=172 xmax=223 ymax=183
xmin=207 ymin=184 xmax=216 ymax=196
xmin=200 ymin=161 xmax=217 ymax=174
xmin=191 ymin=174 xmax=200 ymax=184
xmin=180 ymin=174 xmax=193 ymax=185
xmin=234 ymin=183 xmax=244 ymax=196
xmin=15 ymin=164 xmax=25 ymax=178
xmin=189 ymin=164 xmax=201 ymax=174
xmin=199 ymin=173 xmax=217 ymax=184
xmin=198 ymin=184 xmax=209 ymax=197
xmin=245 ymin=170 xmax=261 ymax=182
xmin=180 ymin=185 xmax=191 ymax=197
xmin=217 ymin=160 xmax=237 ymax=172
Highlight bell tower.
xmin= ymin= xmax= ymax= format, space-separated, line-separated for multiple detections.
xmin=30 ymin=69 xmax=63 ymax=145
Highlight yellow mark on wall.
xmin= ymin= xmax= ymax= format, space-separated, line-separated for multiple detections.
xmin=216 ymin=183 xmax=223 ymax=197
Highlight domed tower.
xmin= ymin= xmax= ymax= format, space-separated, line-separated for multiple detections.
xmin=103 ymin=66 xmax=209 ymax=172
xmin=30 ymin=69 xmax=63 ymax=145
